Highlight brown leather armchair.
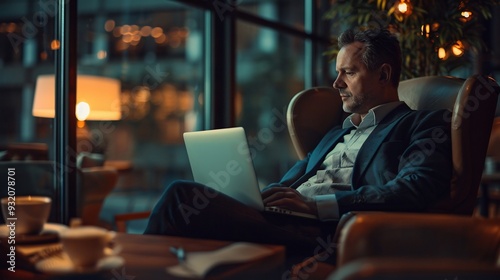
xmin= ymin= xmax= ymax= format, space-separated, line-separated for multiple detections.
xmin=328 ymin=212 xmax=500 ymax=280
xmin=74 ymin=152 xmax=118 ymax=227
xmin=287 ymin=75 xmax=500 ymax=279
xmin=77 ymin=165 xmax=118 ymax=227
xmin=288 ymin=75 xmax=500 ymax=216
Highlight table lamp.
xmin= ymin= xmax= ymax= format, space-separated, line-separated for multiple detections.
xmin=32 ymin=74 xmax=122 ymax=153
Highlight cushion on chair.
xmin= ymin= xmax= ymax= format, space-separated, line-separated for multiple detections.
xmin=397 ymin=76 xmax=463 ymax=111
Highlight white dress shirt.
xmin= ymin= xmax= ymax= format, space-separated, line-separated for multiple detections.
xmin=296 ymin=101 xmax=403 ymax=221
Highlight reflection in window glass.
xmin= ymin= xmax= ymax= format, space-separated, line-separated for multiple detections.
xmin=75 ymin=1 xmax=205 ymax=232
xmin=0 ymin=1 xmax=57 ymax=224
xmin=238 ymin=0 xmax=305 ymax=31
xmin=0 ymin=1 xmax=55 ymax=154
xmin=77 ymin=0 xmax=204 ymax=178
xmin=236 ymin=20 xmax=305 ymax=186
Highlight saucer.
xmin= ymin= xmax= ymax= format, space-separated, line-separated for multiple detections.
xmin=35 ymin=252 xmax=125 ymax=275
xmin=0 ymin=223 xmax=68 ymax=244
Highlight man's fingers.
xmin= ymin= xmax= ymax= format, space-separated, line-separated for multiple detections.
xmin=262 ymin=189 xmax=299 ymax=204
xmin=261 ymin=187 xmax=289 ymax=199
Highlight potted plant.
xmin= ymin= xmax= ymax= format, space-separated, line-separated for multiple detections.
xmin=325 ymin=0 xmax=499 ymax=79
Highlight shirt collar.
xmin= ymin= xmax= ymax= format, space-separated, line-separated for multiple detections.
xmin=342 ymin=101 xmax=404 ymax=129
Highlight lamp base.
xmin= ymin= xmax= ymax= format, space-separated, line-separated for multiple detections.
xmin=76 ymin=123 xmax=107 ymax=155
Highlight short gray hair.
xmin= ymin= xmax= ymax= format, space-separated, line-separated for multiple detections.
xmin=338 ymin=28 xmax=402 ymax=86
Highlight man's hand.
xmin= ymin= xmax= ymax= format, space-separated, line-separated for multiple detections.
xmin=261 ymin=187 xmax=318 ymax=215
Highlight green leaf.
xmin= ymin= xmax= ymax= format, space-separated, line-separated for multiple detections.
xmin=387 ymin=6 xmax=395 ymax=16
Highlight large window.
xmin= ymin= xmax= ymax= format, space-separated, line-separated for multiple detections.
xmin=235 ymin=21 xmax=306 ymax=185
xmin=77 ymin=1 xmax=205 ymax=185
xmin=238 ymin=0 xmax=305 ymax=30
xmin=234 ymin=0 xmax=332 ymax=185
xmin=0 ymin=1 xmax=55 ymax=148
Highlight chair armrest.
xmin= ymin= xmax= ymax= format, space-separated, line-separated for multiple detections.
xmin=329 ymin=258 xmax=500 ymax=280
xmin=336 ymin=212 xmax=500 ymax=266
xmin=114 ymin=211 xmax=151 ymax=233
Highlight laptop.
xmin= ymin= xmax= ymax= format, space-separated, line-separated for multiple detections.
xmin=183 ymin=127 xmax=318 ymax=220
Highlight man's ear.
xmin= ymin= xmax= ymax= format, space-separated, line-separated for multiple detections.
xmin=379 ymin=63 xmax=392 ymax=84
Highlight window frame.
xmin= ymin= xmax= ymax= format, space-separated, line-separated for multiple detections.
xmin=54 ymin=0 xmax=332 ymax=222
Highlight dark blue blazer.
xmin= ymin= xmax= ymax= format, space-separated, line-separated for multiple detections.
xmin=269 ymin=103 xmax=452 ymax=215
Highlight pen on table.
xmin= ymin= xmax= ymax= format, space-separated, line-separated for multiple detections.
xmin=169 ymin=246 xmax=186 ymax=263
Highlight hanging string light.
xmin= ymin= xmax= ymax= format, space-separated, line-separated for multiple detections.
xmin=421 ymin=24 xmax=431 ymax=38
xmin=452 ymin=41 xmax=465 ymax=56
xmin=460 ymin=10 xmax=473 ymax=22
xmin=438 ymin=47 xmax=449 ymax=60
xmin=398 ymin=1 xmax=409 ymax=13
xmin=397 ymin=0 xmax=413 ymax=16
xmin=391 ymin=0 xmax=413 ymax=21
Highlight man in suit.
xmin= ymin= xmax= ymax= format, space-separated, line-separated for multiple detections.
xmin=144 ymin=28 xmax=452 ymax=254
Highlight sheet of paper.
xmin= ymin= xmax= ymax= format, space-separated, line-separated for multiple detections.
xmin=165 ymin=242 xmax=275 ymax=278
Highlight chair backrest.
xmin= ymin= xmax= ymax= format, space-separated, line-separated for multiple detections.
xmin=286 ymin=75 xmax=500 ymax=215
xmin=77 ymin=166 xmax=118 ymax=226
xmin=287 ymin=87 xmax=344 ymax=159
xmin=400 ymin=75 xmax=499 ymax=215
xmin=0 ymin=143 xmax=49 ymax=161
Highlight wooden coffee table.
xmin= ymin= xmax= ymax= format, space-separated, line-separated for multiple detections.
xmin=114 ymin=233 xmax=285 ymax=279
xmin=1 ymin=233 xmax=285 ymax=280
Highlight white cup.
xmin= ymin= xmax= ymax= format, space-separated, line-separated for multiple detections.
xmin=59 ymin=226 xmax=116 ymax=268
xmin=1 ymin=196 xmax=51 ymax=235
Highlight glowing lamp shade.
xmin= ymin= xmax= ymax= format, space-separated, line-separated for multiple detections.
xmin=32 ymin=75 xmax=121 ymax=121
